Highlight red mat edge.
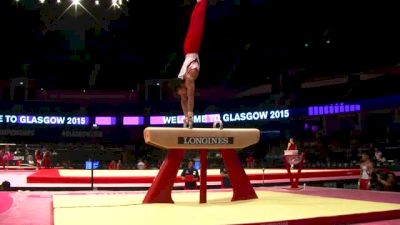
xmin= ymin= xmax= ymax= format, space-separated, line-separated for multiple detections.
xmin=238 ymin=209 xmax=400 ymax=225
xmin=27 ymin=169 xmax=360 ymax=184
xmin=0 ymin=168 xmax=36 ymax=171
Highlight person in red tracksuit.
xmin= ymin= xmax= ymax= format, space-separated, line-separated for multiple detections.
xmin=286 ymin=138 xmax=299 ymax=169
xmin=0 ymin=149 xmax=4 ymax=169
xmin=287 ymin=138 xmax=298 ymax=151
xmin=43 ymin=151 xmax=51 ymax=169
xmin=2 ymin=149 xmax=12 ymax=169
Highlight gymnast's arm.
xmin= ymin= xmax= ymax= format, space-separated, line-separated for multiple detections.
xmin=180 ymin=94 xmax=189 ymax=117
xmin=185 ymin=69 xmax=198 ymax=114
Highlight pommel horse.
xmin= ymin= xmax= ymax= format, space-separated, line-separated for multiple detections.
xmin=142 ymin=127 xmax=260 ymax=204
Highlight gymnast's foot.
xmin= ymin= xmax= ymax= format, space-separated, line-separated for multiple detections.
xmin=188 ymin=119 xmax=193 ymax=129
xmin=183 ymin=117 xmax=193 ymax=129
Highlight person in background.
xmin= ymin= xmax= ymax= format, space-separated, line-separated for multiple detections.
xmin=220 ymin=165 xmax=231 ymax=188
xmin=359 ymin=152 xmax=374 ymax=190
xmin=0 ymin=148 xmax=4 ymax=169
xmin=181 ymin=159 xmax=199 ymax=190
xmin=377 ymin=172 xmax=397 ymax=192
xmin=25 ymin=150 xmax=34 ymax=165
xmin=246 ymin=153 xmax=255 ymax=168
xmin=286 ymin=138 xmax=299 ymax=169
xmin=43 ymin=151 xmax=51 ymax=168
xmin=2 ymin=147 xmax=13 ymax=169
xmin=35 ymin=149 xmax=43 ymax=170
xmin=286 ymin=138 xmax=297 ymax=151
xmin=116 ymin=160 xmax=122 ymax=170
xmin=108 ymin=160 xmax=116 ymax=170
xmin=137 ymin=159 xmax=146 ymax=170
xmin=374 ymin=148 xmax=386 ymax=166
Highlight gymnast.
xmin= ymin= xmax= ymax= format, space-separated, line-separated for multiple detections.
xmin=169 ymin=0 xmax=207 ymax=129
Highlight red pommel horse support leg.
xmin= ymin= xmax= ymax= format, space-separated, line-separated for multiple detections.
xmin=142 ymin=149 xmax=185 ymax=203
xmin=220 ymin=149 xmax=258 ymax=201
xmin=142 ymin=127 xmax=260 ymax=204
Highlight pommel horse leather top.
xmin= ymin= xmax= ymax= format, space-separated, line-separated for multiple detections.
xmin=143 ymin=127 xmax=260 ymax=150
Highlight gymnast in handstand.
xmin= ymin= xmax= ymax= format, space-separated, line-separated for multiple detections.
xmin=169 ymin=0 xmax=207 ymax=129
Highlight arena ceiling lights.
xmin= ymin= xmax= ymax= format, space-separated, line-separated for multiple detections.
xmin=13 ymin=0 xmax=129 ymax=23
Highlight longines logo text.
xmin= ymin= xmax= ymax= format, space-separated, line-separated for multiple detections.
xmin=178 ymin=137 xmax=234 ymax=145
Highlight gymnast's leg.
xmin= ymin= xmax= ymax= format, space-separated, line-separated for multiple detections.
xmin=183 ymin=0 xmax=208 ymax=55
